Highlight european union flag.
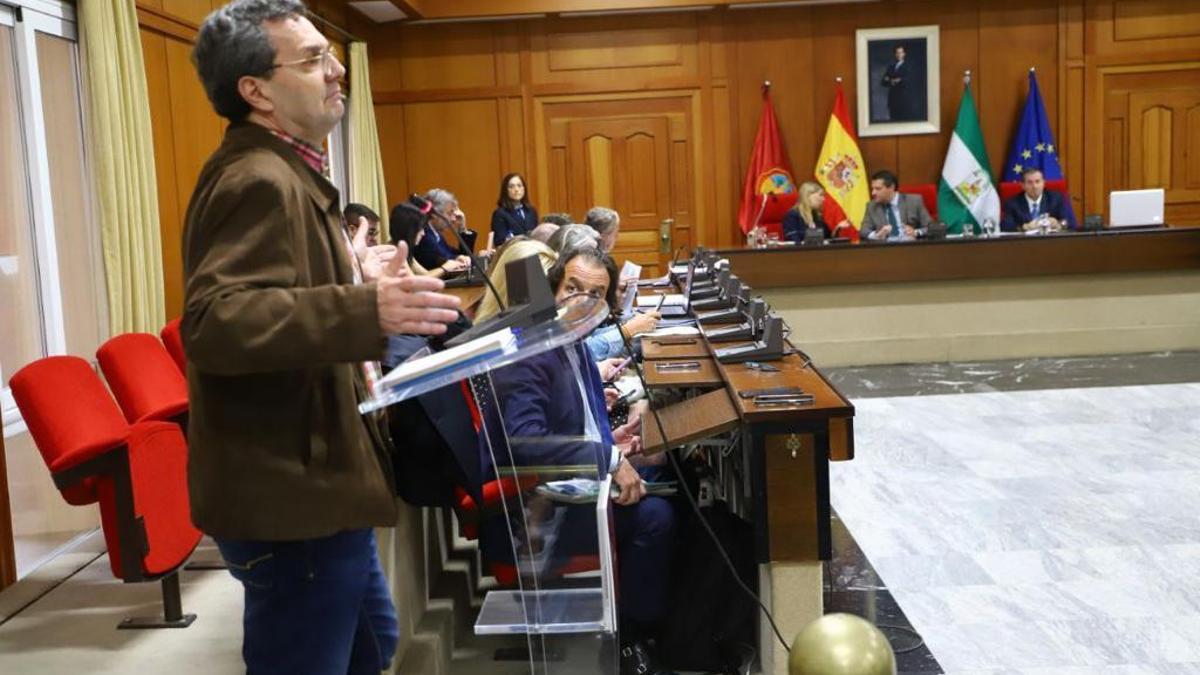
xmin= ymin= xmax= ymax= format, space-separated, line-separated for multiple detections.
xmin=1002 ymin=71 xmax=1064 ymax=182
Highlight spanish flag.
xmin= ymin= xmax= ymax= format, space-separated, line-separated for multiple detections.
xmin=814 ymin=82 xmax=867 ymax=242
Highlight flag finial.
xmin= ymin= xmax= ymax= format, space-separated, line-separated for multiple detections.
xmin=835 ymin=76 xmax=843 ymax=83
xmin=1029 ymin=66 xmax=1036 ymax=73
xmin=964 ymin=69 xmax=972 ymax=86
xmin=762 ymin=80 xmax=771 ymax=90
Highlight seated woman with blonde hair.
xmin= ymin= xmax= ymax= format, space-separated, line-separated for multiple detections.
xmin=782 ymin=181 xmax=851 ymax=243
xmin=475 ymin=237 xmax=559 ymax=323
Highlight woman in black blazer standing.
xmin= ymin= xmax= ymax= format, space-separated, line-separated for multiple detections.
xmin=490 ymin=173 xmax=539 ymax=246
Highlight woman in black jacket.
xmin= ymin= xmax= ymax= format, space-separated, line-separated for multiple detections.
xmin=489 ymin=172 xmax=539 ymax=246
xmin=782 ymin=181 xmax=842 ymax=243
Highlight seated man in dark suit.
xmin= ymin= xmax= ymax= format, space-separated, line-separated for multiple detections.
xmin=481 ymin=247 xmax=675 ymax=675
xmin=1000 ymin=167 xmax=1076 ymax=233
xmin=413 ymin=188 xmax=474 ymax=274
xmin=859 ymin=169 xmax=933 ymax=241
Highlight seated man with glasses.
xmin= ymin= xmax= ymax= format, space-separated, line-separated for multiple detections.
xmin=478 ymin=247 xmax=677 ymax=675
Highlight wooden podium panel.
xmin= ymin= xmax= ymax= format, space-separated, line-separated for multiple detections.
xmin=713 ymin=348 xmax=853 ymax=424
xmin=641 ymin=389 xmax=739 ymax=455
xmin=642 ymin=358 xmax=723 ymax=388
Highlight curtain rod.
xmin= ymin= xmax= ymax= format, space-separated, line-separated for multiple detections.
xmin=308 ymin=11 xmax=364 ymax=44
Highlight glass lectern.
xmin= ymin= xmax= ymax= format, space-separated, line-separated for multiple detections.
xmin=362 ymin=296 xmax=619 ymax=674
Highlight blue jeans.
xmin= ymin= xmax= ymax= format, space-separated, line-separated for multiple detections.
xmin=216 ymin=529 xmax=399 ymax=675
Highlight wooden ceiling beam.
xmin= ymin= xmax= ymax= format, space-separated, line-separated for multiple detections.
xmin=337 ymin=0 xmax=878 ymax=22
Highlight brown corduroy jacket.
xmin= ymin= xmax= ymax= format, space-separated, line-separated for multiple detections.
xmin=181 ymin=122 xmax=396 ymax=540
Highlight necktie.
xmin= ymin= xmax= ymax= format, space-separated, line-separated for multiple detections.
xmin=886 ymin=202 xmax=899 ymax=238
xmin=1030 ymin=201 xmax=1040 ymax=219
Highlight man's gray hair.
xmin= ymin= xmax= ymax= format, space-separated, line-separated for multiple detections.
xmin=584 ymin=206 xmax=620 ymax=237
xmin=547 ymin=223 xmax=600 ymax=254
xmin=424 ymin=188 xmax=457 ymax=211
xmin=193 ymin=0 xmax=307 ymax=122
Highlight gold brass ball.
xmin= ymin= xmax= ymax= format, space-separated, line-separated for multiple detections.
xmin=788 ymin=613 xmax=897 ymax=675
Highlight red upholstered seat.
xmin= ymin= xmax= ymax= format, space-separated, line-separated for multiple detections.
xmin=10 ymin=355 xmax=201 ymax=627
xmin=96 ymin=420 xmax=199 ymax=578
xmin=9 ymin=356 xmax=125 ymax=505
xmin=757 ymin=191 xmax=798 ymax=239
xmin=97 ymin=333 xmax=189 ymax=424
xmin=160 ymin=318 xmax=186 ymax=374
xmin=899 ymin=183 xmax=938 ymax=221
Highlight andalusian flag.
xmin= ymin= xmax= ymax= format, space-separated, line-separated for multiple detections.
xmin=938 ymin=78 xmax=999 ymax=235
xmin=814 ymin=82 xmax=866 ymax=242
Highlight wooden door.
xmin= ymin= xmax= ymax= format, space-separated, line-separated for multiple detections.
xmin=567 ymin=116 xmax=675 ymax=276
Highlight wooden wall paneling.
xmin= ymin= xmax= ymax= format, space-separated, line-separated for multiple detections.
xmin=157 ymin=0 xmax=212 ymax=26
xmin=392 ymin=24 xmax=500 ymax=91
xmin=529 ymin=14 xmax=700 ymax=89
xmin=697 ymin=13 xmax=730 ymax=249
xmin=898 ymin=0 xmax=976 ymax=185
xmin=401 ymin=99 xmax=503 ymax=232
xmin=978 ymin=0 xmax=1059 ymax=182
xmin=374 ymin=103 xmax=408 ymax=217
xmin=140 ymin=29 xmax=184 ymax=319
xmin=1187 ymin=104 xmax=1200 ymax=192
xmin=1091 ymin=0 xmax=1200 ymax=54
xmin=163 ymin=38 xmax=225 ymax=318
xmin=727 ymin=7 xmax=817 ymax=194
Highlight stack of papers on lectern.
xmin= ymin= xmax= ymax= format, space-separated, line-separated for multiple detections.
xmin=377 ymin=328 xmax=517 ymax=393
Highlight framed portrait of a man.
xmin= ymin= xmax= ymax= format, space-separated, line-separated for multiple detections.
xmin=856 ymin=25 xmax=940 ymax=137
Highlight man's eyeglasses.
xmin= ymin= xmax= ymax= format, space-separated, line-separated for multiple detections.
xmin=266 ymin=46 xmax=340 ymax=76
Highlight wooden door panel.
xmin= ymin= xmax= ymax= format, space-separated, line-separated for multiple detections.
xmin=567 ymin=115 xmax=674 ymax=276
xmin=1128 ymin=89 xmax=1200 ymax=204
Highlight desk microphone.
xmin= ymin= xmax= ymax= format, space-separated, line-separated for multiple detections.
xmin=714 ymin=313 xmax=785 ymax=364
xmin=689 ymin=265 xmax=730 ymax=300
xmin=704 ymin=297 xmax=766 ymax=342
xmin=692 ymin=275 xmax=742 ymax=313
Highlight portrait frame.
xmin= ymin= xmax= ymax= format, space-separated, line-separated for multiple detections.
xmin=856 ymin=25 xmax=940 ymax=137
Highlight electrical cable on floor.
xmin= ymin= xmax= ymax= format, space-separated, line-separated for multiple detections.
xmin=613 ymin=313 xmax=793 ymax=655
xmin=821 ymin=560 xmax=926 ymax=655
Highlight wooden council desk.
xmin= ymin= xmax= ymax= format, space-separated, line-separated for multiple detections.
xmin=639 ymin=272 xmax=855 ymax=673
xmin=718 ymin=225 xmax=1200 ymax=288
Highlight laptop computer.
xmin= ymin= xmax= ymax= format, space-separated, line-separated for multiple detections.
xmin=1109 ymin=188 xmax=1165 ymax=228
xmin=658 ymin=262 xmax=693 ymax=319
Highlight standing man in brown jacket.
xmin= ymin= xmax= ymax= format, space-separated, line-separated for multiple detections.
xmin=186 ymin=2 xmax=460 ymax=672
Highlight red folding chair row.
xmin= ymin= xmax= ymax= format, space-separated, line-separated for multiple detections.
xmin=10 ymin=355 xmax=200 ymax=628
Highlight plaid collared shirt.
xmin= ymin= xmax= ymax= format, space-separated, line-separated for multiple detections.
xmin=268 ymin=128 xmax=330 ymax=177
xmin=268 ymin=126 xmax=384 ymax=402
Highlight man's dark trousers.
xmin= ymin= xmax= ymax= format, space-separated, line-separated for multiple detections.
xmin=216 ymin=528 xmax=399 ymax=674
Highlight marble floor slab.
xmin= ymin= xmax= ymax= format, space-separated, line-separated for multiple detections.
xmin=827 ymin=351 xmax=1200 ymax=399
xmin=832 ymin=382 xmax=1200 ymax=674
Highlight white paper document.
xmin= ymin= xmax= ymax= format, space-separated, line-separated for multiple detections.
xmin=378 ymin=328 xmax=516 ymax=390
xmin=636 ymin=294 xmax=684 ymax=307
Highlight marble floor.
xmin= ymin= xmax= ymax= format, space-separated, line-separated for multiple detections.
xmin=831 ymin=381 xmax=1200 ymax=674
